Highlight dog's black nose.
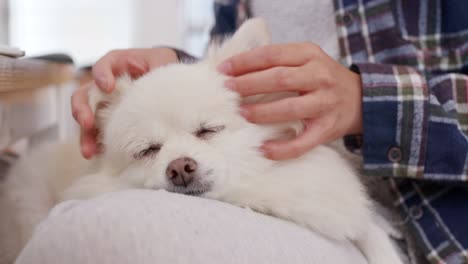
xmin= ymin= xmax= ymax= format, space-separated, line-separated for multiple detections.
xmin=166 ymin=157 xmax=198 ymax=187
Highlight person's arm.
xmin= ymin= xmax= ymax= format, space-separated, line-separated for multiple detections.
xmin=345 ymin=63 xmax=468 ymax=182
xmin=171 ymin=49 xmax=198 ymax=63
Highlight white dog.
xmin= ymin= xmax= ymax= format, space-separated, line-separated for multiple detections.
xmin=0 ymin=19 xmax=402 ymax=264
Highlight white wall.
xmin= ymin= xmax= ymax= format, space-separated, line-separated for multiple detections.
xmin=10 ymin=0 xmax=133 ymax=64
xmin=0 ymin=0 xmax=8 ymax=44
xmin=9 ymin=0 xmax=135 ymax=66
xmin=132 ymin=0 xmax=185 ymax=49
xmin=7 ymin=0 xmax=215 ymax=65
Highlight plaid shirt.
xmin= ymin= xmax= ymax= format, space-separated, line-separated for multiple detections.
xmin=211 ymin=0 xmax=468 ymax=263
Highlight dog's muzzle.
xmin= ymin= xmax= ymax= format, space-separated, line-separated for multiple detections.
xmin=165 ymin=157 xmax=212 ymax=196
xmin=168 ymin=181 xmax=212 ymax=196
xmin=166 ymin=157 xmax=198 ymax=187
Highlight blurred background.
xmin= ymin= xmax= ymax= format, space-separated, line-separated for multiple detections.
xmin=3 ymin=0 xmax=214 ymax=64
xmin=0 ymin=0 xmax=214 ymax=158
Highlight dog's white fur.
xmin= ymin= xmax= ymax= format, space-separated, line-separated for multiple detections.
xmin=0 ymin=19 xmax=402 ymax=264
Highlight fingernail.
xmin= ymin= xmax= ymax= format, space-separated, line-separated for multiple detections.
xmin=224 ymin=80 xmax=236 ymax=90
xmin=81 ymin=144 xmax=92 ymax=159
xmin=259 ymin=145 xmax=272 ymax=158
xmin=239 ymin=107 xmax=250 ymax=119
xmin=96 ymin=76 xmax=109 ymax=92
xmin=259 ymin=145 xmax=267 ymax=154
xmin=218 ymin=61 xmax=232 ymax=75
xmin=129 ymin=59 xmax=147 ymax=72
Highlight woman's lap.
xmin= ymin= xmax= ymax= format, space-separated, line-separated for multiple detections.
xmin=16 ymin=190 xmax=367 ymax=264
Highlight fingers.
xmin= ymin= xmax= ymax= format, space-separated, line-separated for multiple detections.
xmin=72 ymin=82 xmax=98 ymax=159
xmin=92 ymin=52 xmax=118 ymax=93
xmin=127 ymin=58 xmax=149 ymax=79
xmin=80 ymin=127 xmax=98 ymax=159
xmin=92 ymin=50 xmax=149 ymax=93
xmin=218 ymin=43 xmax=319 ymax=76
xmin=146 ymin=48 xmax=178 ymax=68
xmin=241 ymin=93 xmax=324 ymax=123
xmin=71 ymin=83 xmax=94 ymax=130
xmin=92 ymin=48 xmax=177 ymax=93
xmin=261 ymin=118 xmax=332 ymax=160
xmin=225 ymin=65 xmax=315 ymax=96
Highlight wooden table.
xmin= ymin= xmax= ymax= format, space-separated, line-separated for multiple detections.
xmin=0 ymin=54 xmax=75 ymax=150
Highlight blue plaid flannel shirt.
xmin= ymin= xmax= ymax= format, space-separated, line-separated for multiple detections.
xmin=210 ymin=0 xmax=468 ymax=263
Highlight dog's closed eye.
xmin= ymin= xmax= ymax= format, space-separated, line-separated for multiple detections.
xmin=134 ymin=144 xmax=162 ymax=160
xmin=195 ymin=125 xmax=225 ymax=140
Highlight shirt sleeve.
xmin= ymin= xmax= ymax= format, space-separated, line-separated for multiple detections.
xmin=345 ymin=63 xmax=468 ymax=182
xmin=210 ymin=0 xmax=241 ymax=39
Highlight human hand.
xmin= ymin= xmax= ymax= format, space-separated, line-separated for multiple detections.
xmin=72 ymin=48 xmax=178 ymax=159
xmin=218 ymin=43 xmax=363 ymax=160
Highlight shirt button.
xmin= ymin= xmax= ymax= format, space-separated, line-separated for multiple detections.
xmin=342 ymin=12 xmax=355 ymax=26
xmin=388 ymin=146 xmax=402 ymax=163
xmin=409 ymin=205 xmax=424 ymax=220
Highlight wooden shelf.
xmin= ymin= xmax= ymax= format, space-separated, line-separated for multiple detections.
xmin=0 ymin=55 xmax=76 ymax=149
xmin=0 ymin=55 xmax=75 ymax=93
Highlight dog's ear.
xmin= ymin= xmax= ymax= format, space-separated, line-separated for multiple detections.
xmin=207 ymin=18 xmax=271 ymax=65
xmin=88 ymin=75 xmax=132 ymax=129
